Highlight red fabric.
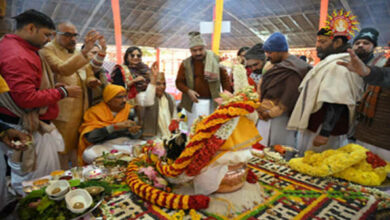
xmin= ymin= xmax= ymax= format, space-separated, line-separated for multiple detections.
xmin=0 ymin=34 xmax=61 ymax=120
xmin=168 ymin=119 xmax=179 ymax=132
xmin=246 ymin=67 xmax=256 ymax=88
xmin=116 ymin=65 xmax=138 ymax=99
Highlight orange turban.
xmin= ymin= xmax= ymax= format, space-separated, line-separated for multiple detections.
xmin=103 ymin=84 xmax=126 ymax=103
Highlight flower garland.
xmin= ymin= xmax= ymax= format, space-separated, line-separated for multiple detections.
xmin=288 ymin=144 xmax=390 ymax=186
xmin=125 ymin=87 xmax=260 ymax=210
xmin=125 ymin=158 xmax=210 ymax=210
xmin=333 ymin=151 xmax=390 ymax=186
xmin=289 ymin=144 xmax=368 ymax=177
xmin=155 ymin=98 xmax=259 ymax=178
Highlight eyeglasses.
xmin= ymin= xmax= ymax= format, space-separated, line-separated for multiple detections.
xmin=57 ymin=32 xmax=79 ymax=38
xmin=246 ymin=62 xmax=261 ymax=69
xmin=130 ymin=54 xmax=141 ymax=58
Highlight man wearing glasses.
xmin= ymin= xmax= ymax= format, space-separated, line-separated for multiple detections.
xmin=40 ymin=21 xmax=106 ymax=168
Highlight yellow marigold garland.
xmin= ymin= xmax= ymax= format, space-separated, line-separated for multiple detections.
xmin=289 ymin=144 xmax=390 ymax=186
xmin=289 ymin=144 xmax=368 ymax=177
xmin=333 ymin=157 xmax=390 ymax=186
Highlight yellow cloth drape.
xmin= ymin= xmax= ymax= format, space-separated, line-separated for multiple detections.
xmin=77 ymin=101 xmax=131 ymax=165
xmin=208 ymin=116 xmax=262 ymax=165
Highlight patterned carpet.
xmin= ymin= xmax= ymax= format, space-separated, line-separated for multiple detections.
xmin=100 ymin=157 xmax=379 ymax=220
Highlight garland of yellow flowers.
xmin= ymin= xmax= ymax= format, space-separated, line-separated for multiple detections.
xmin=289 ymin=144 xmax=390 ymax=186
xmin=155 ymin=100 xmax=259 ymax=177
xmin=125 ymin=158 xmax=210 ymax=210
xmin=289 ymin=144 xmax=368 ymax=177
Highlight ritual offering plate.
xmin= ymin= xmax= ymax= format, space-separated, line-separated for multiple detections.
xmin=83 ymin=167 xmax=108 ymax=180
xmin=32 ymin=178 xmax=49 ymax=187
xmin=65 ymin=189 xmax=93 ymax=214
xmin=264 ymin=145 xmax=298 ymax=161
xmin=45 ymin=180 xmax=70 ymax=200
xmin=50 ymin=170 xmax=65 ymax=180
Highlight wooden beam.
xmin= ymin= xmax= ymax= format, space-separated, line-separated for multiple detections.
xmin=224 ymin=9 xmax=265 ymax=42
xmin=242 ymin=10 xmax=318 ymax=21
xmin=121 ymin=0 xmax=147 ymax=28
xmin=302 ymin=13 xmax=316 ymax=30
xmin=160 ymin=1 xmax=213 ymax=48
xmin=79 ymin=0 xmax=105 ymax=36
xmin=51 ymin=0 xmax=63 ymax=20
xmin=154 ymin=0 xmax=201 ymax=35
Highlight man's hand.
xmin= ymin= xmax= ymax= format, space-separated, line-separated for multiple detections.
xmin=187 ymin=89 xmax=200 ymax=103
xmin=128 ymin=125 xmax=141 ymax=134
xmin=98 ymin=35 xmax=107 ymax=52
xmin=258 ymin=110 xmax=271 ymax=121
xmin=114 ymin=120 xmax=136 ymax=130
xmin=81 ymin=30 xmax=100 ymax=57
xmin=128 ymin=76 xmax=145 ymax=88
xmin=65 ymin=85 xmax=82 ymax=98
xmin=2 ymin=129 xmax=31 ymax=151
xmin=337 ymin=48 xmax=371 ymax=77
xmin=150 ymin=62 xmax=159 ymax=85
xmin=313 ymin=135 xmax=329 ymax=146
xmin=87 ymin=78 xmax=102 ymax=88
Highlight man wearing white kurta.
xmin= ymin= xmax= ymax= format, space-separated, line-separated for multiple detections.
xmin=288 ymin=28 xmax=364 ymax=155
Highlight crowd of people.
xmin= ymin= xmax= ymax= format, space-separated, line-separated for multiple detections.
xmin=0 ymin=8 xmax=390 ymax=214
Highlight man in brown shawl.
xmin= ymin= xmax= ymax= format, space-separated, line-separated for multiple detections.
xmin=258 ymin=32 xmax=311 ymax=147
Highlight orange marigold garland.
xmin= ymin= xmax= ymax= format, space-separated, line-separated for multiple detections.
xmin=126 ymin=158 xmax=209 ymax=210
xmin=126 ymin=87 xmax=259 ymax=210
xmin=155 ymin=99 xmax=259 ymax=178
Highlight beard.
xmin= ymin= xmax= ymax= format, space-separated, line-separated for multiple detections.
xmin=316 ymin=46 xmax=334 ymax=60
xmin=253 ymin=68 xmax=263 ymax=75
xmin=354 ymin=48 xmax=373 ymax=63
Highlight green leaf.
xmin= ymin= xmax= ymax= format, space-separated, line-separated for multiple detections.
xmin=37 ymin=196 xmax=54 ymax=214
xmin=68 ymin=179 xmax=81 ymax=187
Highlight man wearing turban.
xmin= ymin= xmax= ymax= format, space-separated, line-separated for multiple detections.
xmin=78 ymin=84 xmax=142 ymax=164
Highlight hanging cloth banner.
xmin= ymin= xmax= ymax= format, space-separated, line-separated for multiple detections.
xmin=111 ymin=0 xmax=122 ymax=64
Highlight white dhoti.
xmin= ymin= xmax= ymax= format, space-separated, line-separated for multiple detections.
xmin=82 ymin=137 xmax=144 ymax=164
xmin=0 ymin=121 xmax=63 ymax=196
xmin=186 ymin=99 xmax=213 ymax=132
xmin=257 ymin=114 xmax=297 ymax=148
xmin=297 ymin=127 xmax=348 ymax=156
